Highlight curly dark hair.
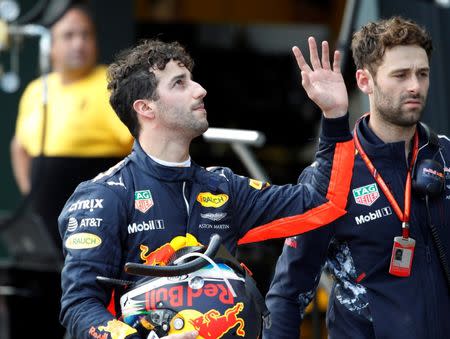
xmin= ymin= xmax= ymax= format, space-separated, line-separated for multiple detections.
xmin=107 ymin=39 xmax=194 ymax=138
xmin=351 ymin=16 xmax=432 ymax=75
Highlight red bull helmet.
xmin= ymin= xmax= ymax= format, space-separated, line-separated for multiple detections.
xmin=114 ymin=234 xmax=267 ymax=338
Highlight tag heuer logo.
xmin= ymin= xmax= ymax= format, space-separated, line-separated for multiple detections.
xmin=135 ymin=190 xmax=154 ymax=213
xmin=352 ymin=183 xmax=380 ymax=206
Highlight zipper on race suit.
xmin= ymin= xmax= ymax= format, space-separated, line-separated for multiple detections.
xmin=182 ymin=181 xmax=190 ymax=216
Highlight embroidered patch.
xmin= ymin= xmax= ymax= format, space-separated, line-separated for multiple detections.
xmin=134 ymin=190 xmax=154 ymax=213
xmin=196 ymin=192 xmax=229 ymax=208
xmin=65 ymin=233 xmax=102 ymax=249
xmin=200 ymin=212 xmax=227 ymax=221
xmin=249 ymin=179 xmax=263 ymax=190
xmin=352 ymin=183 xmax=380 ymax=206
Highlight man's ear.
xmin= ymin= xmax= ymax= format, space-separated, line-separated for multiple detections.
xmin=133 ymin=99 xmax=155 ymax=119
xmin=356 ymin=69 xmax=374 ymax=95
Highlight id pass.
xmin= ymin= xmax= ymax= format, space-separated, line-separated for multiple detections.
xmin=389 ymin=236 xmax=415 ymax=277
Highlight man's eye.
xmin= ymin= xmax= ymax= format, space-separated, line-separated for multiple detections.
xmin=62 ymin=32 xmax=74 ymax=40
xmin=174 ymin=80 xmax=184 ymax=86
xmin=394 ymin=73 xmax=405 ymax=78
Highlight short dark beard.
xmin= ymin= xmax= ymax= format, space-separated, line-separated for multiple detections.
xmin=373 ymin=81 xmax=424 ymax=127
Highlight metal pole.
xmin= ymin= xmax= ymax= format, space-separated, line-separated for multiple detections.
xmin=230 ymin=142 xmax=269 ymax=182
xmin=203 ymin=127 xmax=269 ymax=181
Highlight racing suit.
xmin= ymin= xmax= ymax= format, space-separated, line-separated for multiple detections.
xmin=58 ymin=115 xmax=354 ymax=339
xmin=264 ymin=115 xmax=450 ymax=339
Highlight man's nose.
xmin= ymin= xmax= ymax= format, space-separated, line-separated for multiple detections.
xmin=71 ymin=33 xmax=90 ymax=48
xmin=407 ymin=76 xmax=421 ymax=93
xmin=192 ymin=81 xmax=207 ymax=99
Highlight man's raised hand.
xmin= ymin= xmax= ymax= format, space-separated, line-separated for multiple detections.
xmin=293 ymin=37 xmax=348 ymax=118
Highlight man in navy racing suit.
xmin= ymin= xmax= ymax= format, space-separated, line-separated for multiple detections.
xmin=58 ymin=39 xmax=354 ymax=339
xmin=264 ymin=16 xmax=450 ymax=339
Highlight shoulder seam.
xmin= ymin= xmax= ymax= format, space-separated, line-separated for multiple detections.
xmin=92 ymin=158 xmax=129 ymax=182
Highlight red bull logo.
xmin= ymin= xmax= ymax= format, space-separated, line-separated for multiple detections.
xmin=140 ymin=234 xmax=201 ymax=266
xmin=89 ymin=320 xmax=136 ymax=339
xmin=145 ymin=282 xmax=234 ymax=309
xmin=189 ymin=302 xmax=245 ymax=339
xmin=423 ymin=167 xmax=444 ymax=178
xmin=140 ymin=243 xmax=175 ymax=266
xmin=88 ymin=327 xmax=108 ymax=339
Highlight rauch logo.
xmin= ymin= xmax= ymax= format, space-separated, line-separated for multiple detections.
xmin=65 ymin=233 xmax=102 ymax=249
xmin=197 ymin=192 xmax=229 ymax=208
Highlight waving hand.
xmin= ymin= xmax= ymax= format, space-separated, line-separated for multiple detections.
xmin=293 ymin=37 xmax=348 ymax=118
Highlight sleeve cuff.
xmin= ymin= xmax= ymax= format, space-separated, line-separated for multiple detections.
xmin=320 ymin=112 xmax=352 ymax=142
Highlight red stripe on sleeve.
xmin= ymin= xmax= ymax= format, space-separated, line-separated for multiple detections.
xmin=238 ymin=139 xmax=354 ymax=245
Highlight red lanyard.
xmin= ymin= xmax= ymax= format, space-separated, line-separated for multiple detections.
xmin=354 ymin=127 xmax=419 ymax=239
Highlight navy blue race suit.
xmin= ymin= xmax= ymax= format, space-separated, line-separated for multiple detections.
xmin=264 ymin=115 xmax=450 ymax=339
xmin=58 ymin=115 xmax=354 ymax=339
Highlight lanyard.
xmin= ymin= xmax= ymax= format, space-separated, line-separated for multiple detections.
xmin=354 ymin=125 xmax=419 ymax=239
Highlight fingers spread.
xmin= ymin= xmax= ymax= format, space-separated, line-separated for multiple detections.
xmin=308 ymin=37 xmax=321 ymax=70
xmin=333 ymin=50 xmax=341 ymax=73
xmin=292 ymin=46 xmax=312 ymax=73
xmin=321 ymin=41 xmax=331 ymax=70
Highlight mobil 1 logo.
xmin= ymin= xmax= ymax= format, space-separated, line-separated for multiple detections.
xmin=355 ymin=206 xmax=392 ymax=225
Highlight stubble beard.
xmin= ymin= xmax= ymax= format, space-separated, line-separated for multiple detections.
xmin=162 ymin=103 xmax=209 ymax=138
xmin=190 ymin=117 xmax=209 ymax=137
xmin=374 ymin=85 xmax=425 ymax=128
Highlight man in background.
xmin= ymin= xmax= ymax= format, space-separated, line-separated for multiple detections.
xmin=9 ymin=4 xmax=132 ymax=338
xmin=10 ymin=3 xmax=133 ymax=251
